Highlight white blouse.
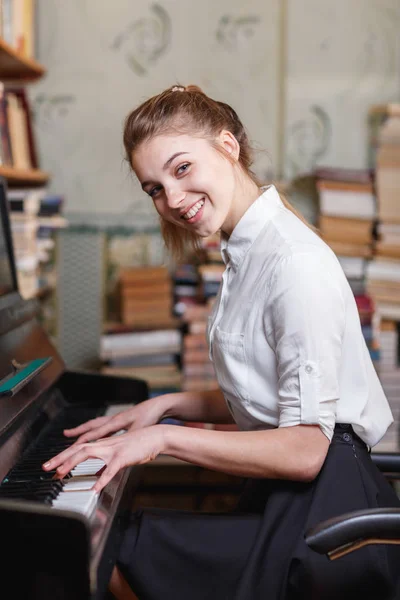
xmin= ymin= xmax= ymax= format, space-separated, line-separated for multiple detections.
xmin=207 ymin=185 xmax=393 ymax=447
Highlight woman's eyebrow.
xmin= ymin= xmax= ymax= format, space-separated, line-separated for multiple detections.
xmin=142 ymin=152 xmax=190 ymax=189
xmin=163 ymin=151 xmax=189 ymax=170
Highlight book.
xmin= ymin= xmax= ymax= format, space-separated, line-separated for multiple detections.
xmin=0 ymin=83 xmax=12 ymax=166
xmin=105 ymin=352 xmax=178 ymax=368
xmin=319 ymin=215 xmax=373 ymax=245
xmin=183 ymin=363 xmax=215 ymax=377
xmin=314 ymin=166 xmax=374 ymax=184
xmin=336 ymin=256 xmax=366 ymax=280
xmin=103 ymin=317 xmax=181 ymax=334
xmin=184 ymin=333 xmax=209 ymax=350
xmin=121 ymin=309 xmax=174 ymax=327
xmin=324 ymin=240 xmax=372 ymax=258
xmin=121 ymin=296 xmax=173 ymax=311
xmin=101 ymin=364 xmax=182 ymax=389
xmin=367 ymin=259 xmax=400 ymax=282
xmin=7 ymin=188 xmax=44 ymax=215
xmin=181 ymin=304 xmax=211 ymax=322
xmin=100 ymin=328 xmax=182 ymax=360
xmin=316 ymin=180 xmax=375 ymax=220
xmin=120 ymin=280 xmax=172 ymax=299
xmin=375 ymin=243 xmax=400 ymax=259
xmin=119 ymin=265 xmax=171 ymax=285
xmin=184 ymin=348 xmax=210 ymax=363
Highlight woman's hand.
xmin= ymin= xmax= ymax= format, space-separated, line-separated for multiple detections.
xmin=43 ymin=425 xmax=167 ymax=493
xmin=63 ymin=398 xmax=167 ymax=444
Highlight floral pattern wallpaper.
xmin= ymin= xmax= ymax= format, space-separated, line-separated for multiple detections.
xmin=31 ymin=0 xmax=400 ymax=223
xmin=284 ymin=0 xmax=400 ymax=179
xmin=32 ymin=0 xmax=281 ymax=226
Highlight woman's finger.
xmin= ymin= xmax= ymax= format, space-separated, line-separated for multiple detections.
xmin=75 ymin=415 xmax=127 ymax=444
xmin=93 ymin=461 xmax=121 ymax=493
xmin=76 ymin=426 xmax=112 ymax=444
xmin=43 ymin=441 xmax=94 ymax=471
xmin=54 ymin=444 xmax=108 ymax=479
xmin=64 ymin=416 xmax=107 ymax=437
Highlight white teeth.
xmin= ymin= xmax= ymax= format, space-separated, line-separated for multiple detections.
xmin=182 ymin=199 xmax=204 ymax=220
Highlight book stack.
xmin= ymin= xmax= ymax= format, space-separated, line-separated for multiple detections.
xmin=200 ymin=232 xmax=222 ymax=264
xmin=375 ymin=105 xmax=400 ymax=246
xmin=366 ymin=106 xmax=400 ymax=321
xmin=173 ymin=263 xmax=199 ymax=317
xmin=316 ymin=167 xmax=376 ymax=297
xmin=366 ymin=260 xmax=400 ymax=321
xmin=9 ymin=188 xmax=39 ymax=298
xmin=100 ymin=325 xmax=182 ymax=397
xmin=368 ymin=103 xmax=400 ymax=171
xmin=181 ymin=303 xmax=218 ymax=392
xmin=8 ymin=187 xmax=66 ymax=299
xmin=198 ymin=263 xmax=224 ymax=303
xmin=354 ymin=294 xmax=380 ymax=369
xmin=373 ymin=320 xmax=400 ymax=452
xmin=315 ymin=167 xmax=381 ymax=361
xmin=118 ymin=266 xmax=174 ymax=327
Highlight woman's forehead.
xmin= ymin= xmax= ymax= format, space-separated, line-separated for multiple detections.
xmin=133 ymin=134 xmax=212 ymax=165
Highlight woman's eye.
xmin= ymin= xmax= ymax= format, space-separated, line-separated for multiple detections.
xmin=176 ymin=163 xmax=190 ymax=175
xmin=149 ymin=186 xmax=162 ymax=198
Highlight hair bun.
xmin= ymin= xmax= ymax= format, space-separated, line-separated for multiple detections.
xmin=184 ymin=84 xmax=204 ymax=94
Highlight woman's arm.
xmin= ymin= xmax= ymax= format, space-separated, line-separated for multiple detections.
xmin=163 ymin=423 xmax=329 ymax=482
xmin=159 ymin=387 xmax=234 ymax=424
xmin=44 ymin=421 xmax=329 ymax=493
xmin=63 ymin=387 xmax=234 ymax=444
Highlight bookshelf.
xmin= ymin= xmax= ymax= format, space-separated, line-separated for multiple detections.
xmin=0 ymin=1 xmax=49 ymax=186
xmin=0 ymin=37 xmax=46 ymax=81
xmin=0 ymin=5 xmax=64 ymax=346
xmin=0 ymin=165 xmax=49 ymax=185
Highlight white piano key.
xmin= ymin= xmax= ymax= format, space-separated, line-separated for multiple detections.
xmin=62 ymin=477 xmax=97 ymax=491
xmin=52 ymin=489 xmax=99 ymax=518
xmin=71 ymin=459 xmax=105 ymax=476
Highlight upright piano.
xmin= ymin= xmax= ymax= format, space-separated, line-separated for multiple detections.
xmin=0 ymin=178 xmax=148 ymax=599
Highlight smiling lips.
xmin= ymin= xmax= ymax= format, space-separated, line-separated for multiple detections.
xmin=181 ymin=198 xmax=205 ymax=220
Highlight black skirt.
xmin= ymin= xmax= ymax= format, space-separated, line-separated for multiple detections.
xmin=117 ymin=425 xmax=400 ymax=600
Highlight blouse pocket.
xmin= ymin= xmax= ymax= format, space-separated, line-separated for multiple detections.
xmin=212 ymin=326 xmax=250 ymax=405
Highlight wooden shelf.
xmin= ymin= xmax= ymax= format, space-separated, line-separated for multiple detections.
xmin=35 ymin=285 xmax=54 ymax=301
xmin=103 ymin=317 xmax=183 ymax=334
xmin=0 ymin=38 xmax=46 ymax=81
xmin=0 ymin=165 xmax=49 ymax=186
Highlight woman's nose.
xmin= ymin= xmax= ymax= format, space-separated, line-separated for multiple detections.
xmin=166 ymin=187 xmax=185 ymax=208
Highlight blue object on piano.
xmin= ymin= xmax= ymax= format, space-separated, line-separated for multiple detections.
xmin=0 ymin=357 xmax=53 ymax=397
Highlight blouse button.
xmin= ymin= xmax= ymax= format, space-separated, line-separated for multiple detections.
xmin=305 ymin=365 xmax=313 ymax=374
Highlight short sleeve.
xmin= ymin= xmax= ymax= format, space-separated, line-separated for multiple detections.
xmin=266 ymin=252 xmax=346 ymax=441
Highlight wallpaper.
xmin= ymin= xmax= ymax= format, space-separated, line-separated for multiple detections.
xmin=284 ymin=0 xmax=400 ymax=179
xmin=32 ymin=0 xmax=281 ymax=226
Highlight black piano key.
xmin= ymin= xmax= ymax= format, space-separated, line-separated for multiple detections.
xmin=0 ymin=404 xmax=102 ymax=503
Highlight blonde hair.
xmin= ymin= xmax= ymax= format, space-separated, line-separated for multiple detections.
xmin=123 ymin=84 xmax=315 ymax=260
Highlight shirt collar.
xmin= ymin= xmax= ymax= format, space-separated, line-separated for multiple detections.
xmin=220 ymin=185 xmax=283 ymax=270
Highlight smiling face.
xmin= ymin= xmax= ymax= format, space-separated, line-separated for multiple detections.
xmin=131 ymin=131 xmax=249 ymax=237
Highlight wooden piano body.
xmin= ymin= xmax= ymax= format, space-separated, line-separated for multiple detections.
xmin=0 ymin=289 xmax=148 ymax=600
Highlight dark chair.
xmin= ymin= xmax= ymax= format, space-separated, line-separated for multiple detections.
xmin=305 ymin=453 xmax=400 ymax=560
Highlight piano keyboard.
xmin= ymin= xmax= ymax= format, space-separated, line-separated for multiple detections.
xmin=0 ymin=404 xmax=131 ymax=519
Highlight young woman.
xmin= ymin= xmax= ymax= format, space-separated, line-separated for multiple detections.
xmin=44 ymin=85 xmax=400 ymax=600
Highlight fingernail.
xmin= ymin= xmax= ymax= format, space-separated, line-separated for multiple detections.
xmin=43 ymin=462 xmax=50 ymax=468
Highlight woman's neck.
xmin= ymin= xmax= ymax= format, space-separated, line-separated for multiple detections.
xmin=221 ymin=177 xmax=263 ymax=237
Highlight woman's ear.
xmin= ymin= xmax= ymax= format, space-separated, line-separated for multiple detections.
xmin=218 ymin=130 xmax=240 ymax=161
